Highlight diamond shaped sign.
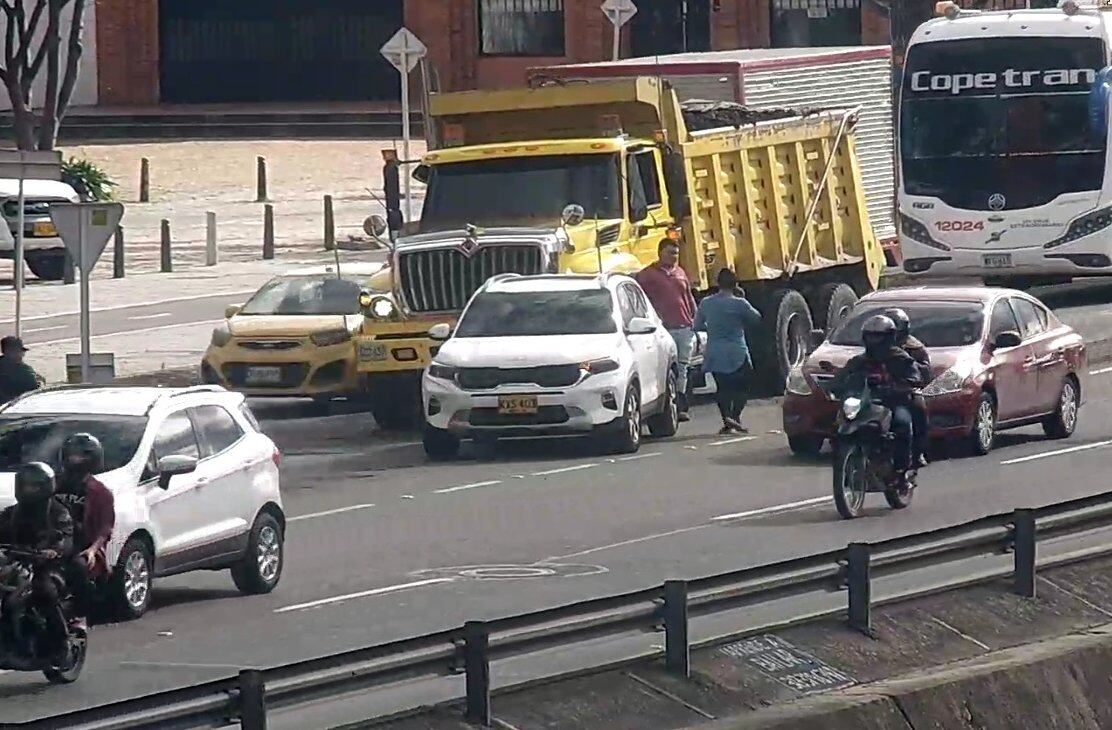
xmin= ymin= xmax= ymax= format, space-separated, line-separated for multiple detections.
xmin=381 ymin=28 xmax=427 ymax=74
xmin=601 ymin=0 xmax=637 ymax=27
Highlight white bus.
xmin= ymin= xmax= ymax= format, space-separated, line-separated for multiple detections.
xmin=898 ymin=1 xmax=1112 ymax=286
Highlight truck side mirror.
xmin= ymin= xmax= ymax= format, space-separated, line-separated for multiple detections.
xmin=363 ymin=214 xmax=388 ymax=239
xmin=413 ymin=164 xmax=430 ymax=184
xmin=561 ymin=204 xmax=585 ymax=227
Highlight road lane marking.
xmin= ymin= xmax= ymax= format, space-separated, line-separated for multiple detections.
xmin=24 ymin=325 xmax=64 ymax=334
xmin=435 ymin=480 xmax=502 ymax=494
xmin=274 ymin=578 xmax=454 ymax=613
xmin=128 ymin=312 xmax=172 ymax=321
xmin=1000 ymin=439 xmax=1112 ymax=465
xmin=930 ymin=617 xmax=990 ymax=651
xmin=288 ymin=503 xmax=375 ymax=522
xmin=531 ymin=463 xmax=597 ymax=477
xmin=120 ymin=661 xmax=248 ymax=670
xmin=0 ymin=289 xmax=257 ymax=325
xmin=1091 ymin=366 xmax=1112 ymax=376
xmin=712 ymin=496 xmax=832 ymax=522
xmin=543 ymin=524 xmax=711 ymax=562
xmin=33 ymin=319 xmax=222 ymax=347
xmin=709 ymin=436 xmax=756 ymax=447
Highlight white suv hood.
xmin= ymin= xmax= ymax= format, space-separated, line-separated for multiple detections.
xmin=437 ymin=334 xmax=621 ymax=369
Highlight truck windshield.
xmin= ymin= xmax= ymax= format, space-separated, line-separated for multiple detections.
xmin=900 ymin=36 xmax=1106 ymax=210
xmin=830 ymin=303 xmax=984 ymax=349
xmin=420 ymin=154 xmax=622 ymax=232
xmin=456 ymin=289 xmax=617 ymax=337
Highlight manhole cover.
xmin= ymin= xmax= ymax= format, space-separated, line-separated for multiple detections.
xmin=411 ymin=563 xmax=607 ymax=581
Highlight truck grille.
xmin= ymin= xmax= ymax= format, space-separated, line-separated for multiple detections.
xmin=457 ymin=365 xmax=581 ymax=390
xmin=399 ymin=245 xmax=544 ymax=313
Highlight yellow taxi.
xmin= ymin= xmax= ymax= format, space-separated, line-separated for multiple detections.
xmin=201 ymin=263 xmax=388 ymax=401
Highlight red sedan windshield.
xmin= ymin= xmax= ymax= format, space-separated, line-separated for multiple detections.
xmin=830 ymin=303 xmax=985 ymax=348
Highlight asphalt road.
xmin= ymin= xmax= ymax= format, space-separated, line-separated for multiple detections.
xmin=2 ymin=361 xmax=1112 ymax=723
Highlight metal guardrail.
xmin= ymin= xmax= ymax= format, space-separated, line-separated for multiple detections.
xmin=20 ymin=489 xmax=1112 ymax=730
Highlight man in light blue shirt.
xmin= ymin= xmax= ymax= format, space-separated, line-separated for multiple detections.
xmin=694 ymin=269 xmax=763 ymax=434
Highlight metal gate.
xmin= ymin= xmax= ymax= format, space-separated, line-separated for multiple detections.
xmin=629 ymin=0 xmax=711 ymax=58
xmin=159 ymin=0 xmax=404 ymax=103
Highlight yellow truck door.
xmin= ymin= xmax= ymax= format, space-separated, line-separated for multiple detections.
xmin=625 ymin=147 xmax=674 ymax=264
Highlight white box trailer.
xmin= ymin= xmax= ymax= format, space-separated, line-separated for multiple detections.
xmin=530 ymin=47 xmax=896 ymax=258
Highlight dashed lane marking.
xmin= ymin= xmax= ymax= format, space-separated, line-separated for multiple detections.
xmin=531 ymin=463 xmax=598 ymax=477
xmin=434 ymin=480 xmax=502 ymax=494
xmin=709 ymin=436 xmax=757 ymax=447
xmin=712 ymin=496 xmax=832 ymax=522
xmin=288 ymin=503 xmax=375 ymax=522
xmin=1000 ymin=439 xmax=1112 ymax=465
xmin=274 ymin=578 xmax=455 ymax=613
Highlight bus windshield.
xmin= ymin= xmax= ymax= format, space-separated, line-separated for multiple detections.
xmin=900 ymin=36 xmax=1106 ymax=210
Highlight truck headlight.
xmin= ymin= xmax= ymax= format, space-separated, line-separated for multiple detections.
xmin=900 ymin=213 xmax=951 ymax=252
xmin=786 ymin=366 xmax=812 ymax=396
xmin=310 ymin=328 xmax=352 ymax=347
xmin=1045 ymin=205 xmax=1112 ymax=249
xmin=842 ymin=397 xmax=863 ymax=420
xmin=368 ymin=296 xmax=396 ymax=320
xmin=922 ymin=367 xmax=969 ymax=397
xmin=211 ymin=323 xmax=232 ymax=348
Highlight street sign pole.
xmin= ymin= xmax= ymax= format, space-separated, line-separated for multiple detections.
xmin=381 ymin=28 xmax=428 ymax=226
xmin=401 ymin=45 xmax=412 ymax=222
xmin=78 ymin=213 xmax=90 ymax=381
xmin=601 ymin=0 xmax=637 ymax=62
xmin=14 ymin=154 xmax=24 ymax=338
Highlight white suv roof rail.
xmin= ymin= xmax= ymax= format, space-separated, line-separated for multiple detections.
xmin=144 ymin=384 xmax=227 ymax=415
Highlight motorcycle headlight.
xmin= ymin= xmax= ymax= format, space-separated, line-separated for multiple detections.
xmin=842 ymin=397 xmax=863 ymax=420
xmin=900 ymin=213 xmax=951 ymax=252
xmin=786 ymin=366 xmax=812 ymax=396
xmin=1044 ymin=205 xmax=1112 ymax=249
xmin=310 ymin=328 xmax=353 ymax=347
xmin=922 ymin=366 xmax=969 ymax=397
xmin=211 ymin=323 xmax=232 ymax=348
xmin=369 ymin=296 xmax=396 ymax=320
xmin=427 ymin=362 xmax=458 ymax=381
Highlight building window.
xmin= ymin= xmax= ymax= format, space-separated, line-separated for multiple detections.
xmin=479 ymin=0 xmax=565 ymax=57
xmin=770 ymin=0 xmax=861 ymax=48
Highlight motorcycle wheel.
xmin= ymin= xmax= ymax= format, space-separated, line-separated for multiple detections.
xmin=885 ymin=471 xmax=915 ymax=510
xmin=43 ymin=628 xmax=86 ymax=684
xmin=833 ymin=442 xmax=868 ymax=519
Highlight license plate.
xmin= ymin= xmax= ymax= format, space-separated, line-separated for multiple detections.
xmin=498 ymin=395 xmax=538 ymax=415
xmin=33 ymin=221 xmax=56 ymax=237
xmin=982 ymin=253 xmax=1013 ymax=269
xmin=358 ymin=343 xmax=388 ymax=362
xmin=246 ymin=366 xmax=283 ymax=384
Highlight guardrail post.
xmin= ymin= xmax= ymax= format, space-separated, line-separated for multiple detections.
xmin=160 ymin=219 xmax=172 ymax=273
xmin=1013 ymin=508 xmax=1037 ymax=598
xmin=323 ymin=194 xmax=335 ymax=251
xmin=663 ymin=580 xmax=689 ymax=677
xmin=113 ymin=226 xmax=125 ymax=279
xmin=463 ymin=621 xmax=491 ymax=726
xmin=847 ymin=543 xmax=872 ymax=636
xmin=238 ymin=669 xmax=267 ymax=729
xmin=263 ymin=205 xmax=275 ymax=260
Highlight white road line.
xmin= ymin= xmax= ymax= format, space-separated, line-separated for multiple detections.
xmin=618 ymin=452 xmax=662 ymax=462
xmin=434 ymin=480 xmax=502 ymax=494
xmin=33 ymin=319 xmax=222 ymax=347
xmin=287 ymin=503 xmax=375 ymax=522
xmin=1091 ymin=366 xmax=1112 ymax=376
xmin=0 ymin=289 xmax=257 ymax=325
xmin=543 ymin=524 xmax=712 ymax=562
xmin=929 ymin=617 xmax=991 ymax=651
xmin=709 ymin=436 xmax=756 ymax=447
xmin=1000 ymin=439 xmax=1112 ymax=466
xmin=531 ymin=463 xmax=597 ymax=477
xmin=274 ymin=578 xmax=454 ymax=613
xmin=24 ymin=325 xmax=65 ymax=334
xmin=712 ymin=496 xmax=832 ymax=522
xmin=128 ymin=312 xmax=172 ymax=321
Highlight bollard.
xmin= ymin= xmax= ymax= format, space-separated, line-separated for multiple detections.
xmin=113 ymin=226 xmax=124 ymax=279
xmin=256 ymin=156 xmax=268 ymax=202
xmin=663 ymin=580 xmax=690 ymax=677
xmin=238 ymin=669 xmax=267 ymax=730
xmin=847 ymin=543 xmax=872 ymax=636
xmin=206 ymin=212 xmax=218 ymax=266
xmin=1013 ymin=508 xmax=1036 ymax=598
xmin=263 ymin=205 xmax=275 ymax=260
xmin=463 ymin=621 xmax=491 ymax=726
xmin=160 ymin=219 xmax=172 ymax=273
xmin=323 ymin=195 xmax=335 ymax=251
xmin=139 ymin=157 xmax=150 ymax=203
xmin=63 ymin=251 xmax=75 ymax=285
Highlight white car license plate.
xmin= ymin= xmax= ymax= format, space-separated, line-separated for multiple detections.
xmin=247 ymin=366 xmax=283 ymax=384
xmin=359 ymin=343 xmax=388 ymax=362
xmin=982 ymin=253 xmax=1013 ymax=269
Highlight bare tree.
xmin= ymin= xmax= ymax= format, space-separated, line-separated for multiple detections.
xmin=0 ymin=0 xmax=88 ymax=151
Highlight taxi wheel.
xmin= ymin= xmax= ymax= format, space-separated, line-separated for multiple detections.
xmin=424 ymin=426 xmax=460 ymax=461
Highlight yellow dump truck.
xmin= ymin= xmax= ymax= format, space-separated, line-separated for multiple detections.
xmin=355 ymin=77 xmax=885 ymax=429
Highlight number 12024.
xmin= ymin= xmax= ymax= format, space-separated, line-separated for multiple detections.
xmin=935 ymin=220 xmax=985 ymax=232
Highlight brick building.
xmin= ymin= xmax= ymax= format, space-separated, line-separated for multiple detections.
xmin=91 ymin=0 xmax=1036 ymax=108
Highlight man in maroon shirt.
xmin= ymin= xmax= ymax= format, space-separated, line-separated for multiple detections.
xmin=55 ymin=433 xmax=115 ymax=626
xmin=635 ymin=238 xmax=698 ymax=421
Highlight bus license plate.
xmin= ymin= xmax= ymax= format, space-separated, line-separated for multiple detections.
xmin=498 ymin=395 xmax=538 ymax=415
xmin=983 ymin=253 xmax=1012 ymax=269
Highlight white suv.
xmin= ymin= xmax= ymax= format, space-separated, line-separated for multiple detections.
xmin=0 ymin=385 xmax=285 ymax=620
xmin=422 ymin=274 xmax=679 ymax=459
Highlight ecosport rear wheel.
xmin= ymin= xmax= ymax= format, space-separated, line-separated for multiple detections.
xmin=833 ymin=443 xmax=867 ymax=520
xmin=232 ymin=513 xmax=284 ymax=595
xmin=109 ymin=538 xmax=153 ymax=621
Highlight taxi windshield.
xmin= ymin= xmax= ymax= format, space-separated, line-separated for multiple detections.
xmin=240 ymin=276 xmax=366 ymax=316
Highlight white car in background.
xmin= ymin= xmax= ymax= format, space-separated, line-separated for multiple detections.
xmin=0 ymin=385 xmax=285 ymax=620
xmin=422 ymin=273 xmax=679 ymax=460
xmin=0 ymin=178 xmax=81 ymax=281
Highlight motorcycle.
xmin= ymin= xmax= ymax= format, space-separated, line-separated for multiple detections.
xmin=0 ymin=544 xmax=87 ymax=683
xmin=831 ymin=379 xmax=915 ymax=520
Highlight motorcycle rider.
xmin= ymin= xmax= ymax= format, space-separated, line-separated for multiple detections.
xmin=0 ymin=462 xmax=74 ymax=658
xmin=55 ymin=433 xmax=115 ymax=626
xmin=833 ymin=315 xmax=928 ymax=482
xmin=885 ymin=308 xmax=932 ymax=467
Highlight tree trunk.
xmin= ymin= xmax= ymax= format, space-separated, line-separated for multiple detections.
xmin=36 ymin=0 xmax=63 ymax=151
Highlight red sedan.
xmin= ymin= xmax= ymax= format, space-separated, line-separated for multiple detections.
xmin=782 ymin=287 xmax=1087 ymax=456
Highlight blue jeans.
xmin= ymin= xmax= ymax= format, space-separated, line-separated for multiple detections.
xmin=668 ymin=327 xmax=695 ymax=401
xmin=890 ymin=405 xmax=914 ymax=472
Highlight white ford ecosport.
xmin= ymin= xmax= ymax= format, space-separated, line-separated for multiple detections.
xmin=0 ymin=385 xmax=285 ymax=620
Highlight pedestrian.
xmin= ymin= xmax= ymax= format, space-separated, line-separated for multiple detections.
xmin=694 ymin=269 xmax=762 ymax=434
xmin=635 ymin=237 xmax=697 ymax=421
xmin=0 ymin=336 xmax=42 ymax=404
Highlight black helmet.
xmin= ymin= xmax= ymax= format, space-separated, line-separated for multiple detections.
xmin=14 ymin=462 xmax=56 ymax=507
xmin=862 ymin=314 xmax=897 ymax=356
xmin=61 ymin=432 xmax=104 ymax=476
xmin=884 ymin=308 xmax=911 ymax=343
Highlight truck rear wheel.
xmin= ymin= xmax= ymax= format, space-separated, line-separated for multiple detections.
xmin=25 ymin=251 xmax=66 ymax=281
xmin=753 ymin=289 xmax=813 ymax=395
xmin=811 ymin=283 xmax=858 ymax=333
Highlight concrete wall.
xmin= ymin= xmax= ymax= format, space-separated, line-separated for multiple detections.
xmin=0 ymin=0 xmax=99 ymax=111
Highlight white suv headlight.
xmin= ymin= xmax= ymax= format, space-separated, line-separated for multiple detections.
xmin=786 ymin=366 xmax=812 ymax=396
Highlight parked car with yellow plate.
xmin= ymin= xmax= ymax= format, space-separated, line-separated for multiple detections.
xmin=202 ymin=263 xmax=387 ymax=402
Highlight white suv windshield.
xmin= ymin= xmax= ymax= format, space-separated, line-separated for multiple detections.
xmin=0 ymin=415 xmax=148 ymax=472
xmin=456 ymin=289 xmax=617 ymax=338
